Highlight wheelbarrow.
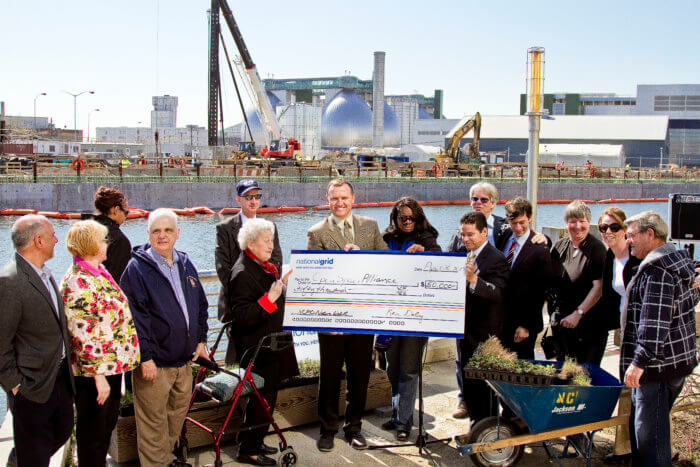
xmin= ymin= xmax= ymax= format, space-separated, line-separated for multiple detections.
xmin=457 ymin=361 xmax=623 ymax=467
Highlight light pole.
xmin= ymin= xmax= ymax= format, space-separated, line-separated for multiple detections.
xmin=87 ymin=108 xmax=100 ymax=143
xmin=525 ymin=47 xmax=545 ymax=229
xmin=63 ymin=90 xmax=95 ymax=140
xmin=33 ymin=92 xmax=46 ymax=134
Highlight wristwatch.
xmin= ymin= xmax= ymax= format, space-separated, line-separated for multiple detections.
xmin=575 ymin=308 xmax=584 ymax=315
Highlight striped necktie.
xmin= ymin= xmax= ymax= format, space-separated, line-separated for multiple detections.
xmin=343 ymin=220 xmax=354 ymax=244
xmin=506 ymin=239 xmax=516 ymax=268
xmin=467 ymin=252 xmax=475 ymax=263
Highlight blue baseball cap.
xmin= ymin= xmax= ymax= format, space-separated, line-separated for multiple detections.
xmin=236 ymin=179 xmax=261 ymax=196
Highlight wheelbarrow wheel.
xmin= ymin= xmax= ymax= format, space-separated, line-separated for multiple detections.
xmin=277 ymin=447 xmax=298 ymax=466
xmin=467 ymin=417 xmax=522 ymax=467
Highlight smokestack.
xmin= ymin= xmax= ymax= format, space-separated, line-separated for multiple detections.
xmin=372 ymin=51 xmax=385 ymax=148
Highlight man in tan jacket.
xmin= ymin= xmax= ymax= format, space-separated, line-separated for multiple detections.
xmin=307 ymin=179 xmax=388 ymax=452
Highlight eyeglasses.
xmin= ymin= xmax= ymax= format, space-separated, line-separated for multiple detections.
xmin=471 ymin=196 xmax=491 ymax=203
xmin=120 ymin=206 xmax=130 ymax=216
xmin=598 ymin=223 xmax=622 ymax=233
xmin=625 ymin=230 xmax=645 ymax=240
xmin=242 ymin=194 xmax=262 ymax=200
xmin=398 ymin=215 xmax=416 ymax=224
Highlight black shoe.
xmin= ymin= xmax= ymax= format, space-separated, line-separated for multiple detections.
xmin=604 ymin=452 xmax=632 ymax=464
xmin=381 ymin=420 xmax=397 ymax=431
xmin=168 ymin=460 xmax=192 ymax=467
xmin=345 ymin=432 xmax=368 ymax=450
xmin=258 ymin=443 xmax=278 ymax=455
xmin=317 ymin=433 xmax=335 ymax=452
xmin=236 ymin=453 xmax=276 ymax=466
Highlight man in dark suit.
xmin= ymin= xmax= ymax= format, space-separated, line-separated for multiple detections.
xmin=0 ymin=215 xmax=74 ymax=466
xmin=496 ymin=197 xmax=552 ymax=359
xmin=306 ymin=178 xmax=388 ymax=452
xmin=215 ymin=180 xmax=282 ymax=335
xmin=458 ymin=212 xmax=509 ymax=425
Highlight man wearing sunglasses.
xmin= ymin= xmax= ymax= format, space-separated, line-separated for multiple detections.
xmin=215 ymin=180 xmax=282 ymax=342
xmin=447 ymin=182 xmax=508 ymax=255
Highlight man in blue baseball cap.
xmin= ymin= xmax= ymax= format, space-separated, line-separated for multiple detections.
xmin=215 ymin=179 xmax=282 ymax=350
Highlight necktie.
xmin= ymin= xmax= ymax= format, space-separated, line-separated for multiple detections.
xmin=467 ymin=252 xmax=475 ymax=263
xmin=506 ymin=239 xmax=516 ymax=268
xmin=343 ymin=220 xmax=354 ymax=244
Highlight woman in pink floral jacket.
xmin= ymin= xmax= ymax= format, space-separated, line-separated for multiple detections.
xmin=60 ymin=220 xmax=140 ymax=467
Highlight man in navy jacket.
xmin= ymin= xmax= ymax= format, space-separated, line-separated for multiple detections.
xmin=120 ymin=208 xmax=209 ymax=467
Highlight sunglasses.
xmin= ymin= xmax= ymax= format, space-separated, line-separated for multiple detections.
xmin=598 ymin=223 xmax=622 ymax=233
xmin=398 ymin=215 xmax=416 ymax=224
xmin=120 ymin=206 xmax=130 ymax=216
xmin=242 ymin=194 xmax=262 ymax=200
xmin=471 ymin=196 xmax=491 ymax=203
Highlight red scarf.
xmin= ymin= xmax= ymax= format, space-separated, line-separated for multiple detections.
xmin=244 ymin=249 xmax=279 ymax=279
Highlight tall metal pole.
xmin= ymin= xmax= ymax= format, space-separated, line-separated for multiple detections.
xmin=33 ymin=92 xmax=46 ymax=134
xmin=525 ymin=47 xmax=545 ymax=230
xmin=207 ymin=2 xmax=220 ymax=146
xmin=63 ymin=90 xmax=94 ymax=141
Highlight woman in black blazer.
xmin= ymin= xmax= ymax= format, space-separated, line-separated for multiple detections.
xmin=227 ymin=218 xmax=298 ymax=466
xmin=599 ymin=207 xmax=641 ymax=330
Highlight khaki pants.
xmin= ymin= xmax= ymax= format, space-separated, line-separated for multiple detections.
xmin=133 ymin=363 xmax=192 ymax=467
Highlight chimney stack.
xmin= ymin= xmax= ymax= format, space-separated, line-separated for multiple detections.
xmin=372 ymin=51 xmax=385 ymax=148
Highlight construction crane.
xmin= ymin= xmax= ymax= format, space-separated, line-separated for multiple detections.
xmin=216 ymin=0 xmax=302 ymax=161
xmin=435 ymin=112 xmax=481 ymax=165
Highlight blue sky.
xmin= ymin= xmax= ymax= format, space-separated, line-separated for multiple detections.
xmin=2 ymin=0 xmax=698 ymax=137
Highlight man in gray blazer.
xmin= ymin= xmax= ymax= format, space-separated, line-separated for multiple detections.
xmin=215 ymin=180 xmax=283 ymax=363
xmin=0 ymin=215 xmax=74 ymax=466
xmin=307 ymin=179 xmax=388 ymax=452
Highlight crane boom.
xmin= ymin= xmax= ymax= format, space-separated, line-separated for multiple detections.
xmin=218 ymin=0 xmax=282 ymax=141
xmin=435 ymin=112 xmax=481 ymax=165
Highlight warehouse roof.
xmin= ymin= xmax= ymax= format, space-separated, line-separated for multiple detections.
xmin=448 ymin=115 xmax=669 ymax=141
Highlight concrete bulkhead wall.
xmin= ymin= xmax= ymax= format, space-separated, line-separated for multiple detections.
xmin=0 ymin=181 xmax=696 ymax=211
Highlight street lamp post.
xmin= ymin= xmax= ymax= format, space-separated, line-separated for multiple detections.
xmin=525 ymin=47 xmax=545 ymax=229
xmin=87 ymin=109 xmax=100 ymax=143
xmin=33 ymin=92 xmax=46 ymax=135
xmin=63 ymin=90 xmax=95 ymax=140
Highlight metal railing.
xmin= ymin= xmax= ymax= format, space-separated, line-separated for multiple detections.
xmin=0 ymin=157 xmax=697 ymax=184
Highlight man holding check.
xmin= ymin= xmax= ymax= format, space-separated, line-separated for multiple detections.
xmin=306 ymin=178 xmax=388 ymax=452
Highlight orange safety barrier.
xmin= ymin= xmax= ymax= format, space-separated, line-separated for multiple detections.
xmin=127 ymin=211 xmax=148 ymax=219
xmin=354 ymin=202 xmax=379 ymax=208
xmin=256 ymin=207 xmax=280 ymax=214
xmin=62 ymin=213 xmax=82 ymax=219
xmin=654 ymin=198 xmax=668 ymax=202
xmin=377 ymin=201 xmax=395 ymax=207
xmin=36 ymin=211 xmax=62 ymax=218
xmin=424 ymin=200 xmax=450 ymax=206
xmin=581 ymin=200 xmax=596 ymax=204
xmin=497 ymin=200 xmax=508 ymax=205
xmin=638 ymin=198 xmax=655 ymax=202
xmin=0 ymin=209 xmax=38 ymax=216
xmin=312 ymin=205 xmax=330 ymax=211
xmin=278 ymin=206 xmax=308 ymax=213
xmin=170 ymin=208 xmax=196 ymax=216
xmin=190 ymin=206 xmax=217 ymax=215
xmin=598 ymin=199 xmax=615 ymax=204
xmin=218 ymin=207 xmax=240 ymax=216
xmin=451 ymin=200 xmax=471 ymax=205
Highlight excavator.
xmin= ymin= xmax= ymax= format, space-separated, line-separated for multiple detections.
xmin=435 ymin=112 xmax=481 ymax=165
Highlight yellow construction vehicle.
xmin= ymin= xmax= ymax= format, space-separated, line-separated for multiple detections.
xmin=435 ymin=112 xmax=481 ymax=165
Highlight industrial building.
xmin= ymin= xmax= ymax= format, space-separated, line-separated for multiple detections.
xmin=97 ymin=95 xmax=207 ymax=157
xmin=519 ymin=84 xmax=700 ymax=166
xmin=450 ymin=114 xmax=669 ymax=167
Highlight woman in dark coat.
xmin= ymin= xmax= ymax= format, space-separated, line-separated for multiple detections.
xmin=82 ymin=186 xmax=131 ymax=282
xmin=599 ymin=207 xmax=641 ymax=331
xmin=380 ymin=197 xmax=441 ymax=440
xmin=227 ymin=218 xmax=298 ymax=466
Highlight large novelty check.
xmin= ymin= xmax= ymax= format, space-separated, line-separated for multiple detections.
xmin=283 ymin=250 xmax=466 ymax=338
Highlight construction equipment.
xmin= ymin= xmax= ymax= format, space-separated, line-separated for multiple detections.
xmin=217 ymin=0 xmax=302 ymax=162
xmin=435 ymin=112 xmax=481 ymax=165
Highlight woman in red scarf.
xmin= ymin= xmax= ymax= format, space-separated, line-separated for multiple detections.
xmin=227 ymin=218 xmax=298 ymax=466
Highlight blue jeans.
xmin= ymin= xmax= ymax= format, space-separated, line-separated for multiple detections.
xmin=629 ymin=376 xmax=685 ymax=467
xmin=386 ymin=336 xmax=428 ymax=430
